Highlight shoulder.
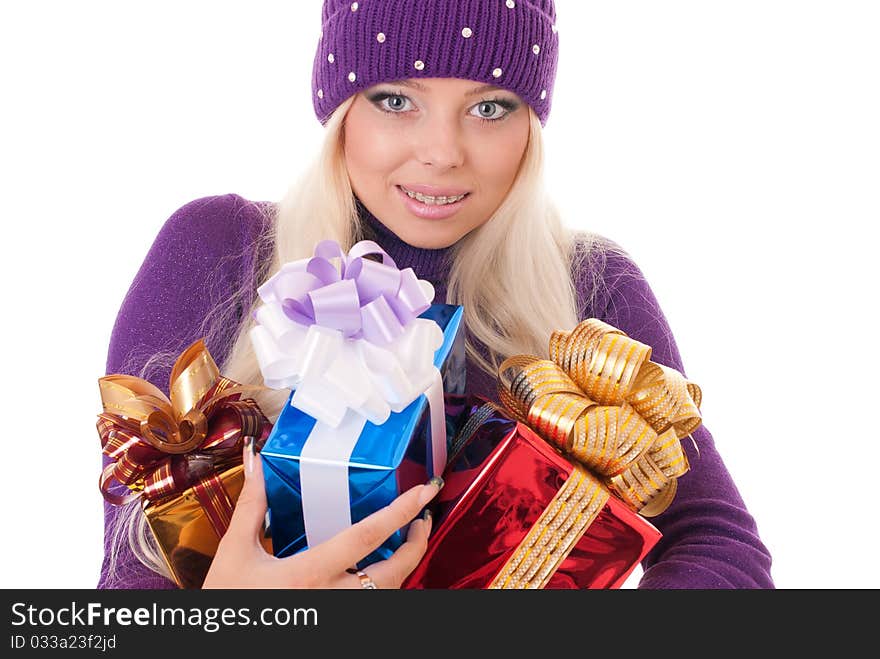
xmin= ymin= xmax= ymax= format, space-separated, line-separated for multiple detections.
xmin=106 ymin=193 xmax=275 ymax=382
xmin=139 ymin=192 xmax=276 ymax=290
xmin=569 ymin=231 xmax=645 ymax=319
xmin=571 ymin=232 xmax=686 ymax=372
xmin=154 ymin=193 xmax=274 ymax=257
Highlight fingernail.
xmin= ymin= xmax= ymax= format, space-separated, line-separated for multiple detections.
xmin=418 ymin=476 xmax=444 ymax=505
xmin=422 ymin=508 xmax=432 ymax=522
xmin=243 ymin=437 xmax=254 ymax=476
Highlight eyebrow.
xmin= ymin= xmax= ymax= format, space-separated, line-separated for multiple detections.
xmin=384 ymin=79 xmax=505 ymax=97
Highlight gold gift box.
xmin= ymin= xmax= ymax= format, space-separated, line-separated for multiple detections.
xmin=144 ymin=464 xmax=272 ymax=588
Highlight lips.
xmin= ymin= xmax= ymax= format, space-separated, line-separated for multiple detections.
xmin=399 ymin=184 xmax=471 ymax=197
xmin=395 ymin=185 xmax=471 ymax=220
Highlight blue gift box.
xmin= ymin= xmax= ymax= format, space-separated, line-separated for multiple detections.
xmin=261 ymin=303 xmax=467 ymax=567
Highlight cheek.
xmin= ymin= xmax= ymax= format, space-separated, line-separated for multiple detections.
xmin=472 ymin=122 xmax=529 ymax=191
xmin=474 ymin=140 xmax=525 ymax=190
xmin=344 ymin=118 xmax=376 ymax=168
xmin=345 ymin=115 xmax=403 ymax=182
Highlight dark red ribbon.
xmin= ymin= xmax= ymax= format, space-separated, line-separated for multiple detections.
xmin=98 ymin=376 xmax=268 ymax=538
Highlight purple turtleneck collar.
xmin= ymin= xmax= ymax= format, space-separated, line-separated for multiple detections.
xmin=356 ymin=198 xmax=453 ymax=298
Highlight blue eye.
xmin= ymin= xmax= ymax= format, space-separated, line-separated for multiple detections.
xmin=366 ymin=90 xmax=518 ymax=124
xmin=373 ymin=93 xmax=412 ymax=113
xmin=471 ymin=100 xmax=509 ymax=123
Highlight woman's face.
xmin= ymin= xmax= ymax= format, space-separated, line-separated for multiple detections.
xmin=343 ymin=77 xmax=530 ymax=249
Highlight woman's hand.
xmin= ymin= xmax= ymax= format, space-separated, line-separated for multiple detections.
xmin=202 ymin=441 xmax=441 ymax=589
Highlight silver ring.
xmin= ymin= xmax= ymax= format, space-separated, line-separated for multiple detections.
xmin=356 ymin=569 xmax=378 ymax=589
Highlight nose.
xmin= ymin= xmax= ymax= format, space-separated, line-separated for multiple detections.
xmin=413 ymin=116 xmax=465 ymax=170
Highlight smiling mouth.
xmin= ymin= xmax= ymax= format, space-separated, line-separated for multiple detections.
xmin=395 ymin=185 xmax=472 ymax=220
xmin=396 ymin=185 xmax=471 ymax=206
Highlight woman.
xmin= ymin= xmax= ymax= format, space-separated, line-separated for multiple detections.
xmin=99 ymin=0 xmax=774 ymax=589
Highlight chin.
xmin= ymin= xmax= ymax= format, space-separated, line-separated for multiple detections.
xmin=403 ymin=232 xmax=459 ymax=250
xmin=384 ymin=219 xmax=453 ymax=249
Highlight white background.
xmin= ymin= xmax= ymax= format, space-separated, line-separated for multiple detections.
xmin=1 ymin=1 xmax=877 ymax=589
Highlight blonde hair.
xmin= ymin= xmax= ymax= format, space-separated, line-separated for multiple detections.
xmin=105 ymin=97 xmax=618 ymax=585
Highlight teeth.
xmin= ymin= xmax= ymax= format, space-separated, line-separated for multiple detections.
xmin=401 ymin=187 xmax=467 ymax=205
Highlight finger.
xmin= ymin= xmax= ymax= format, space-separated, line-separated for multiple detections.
xmin=317 ymin=516 xmax=432 ymax=590
xmin=365 ymin=512 xmax=433 ymax=588
xmin=306 ymin=479 xmax=441 ymax=576
xmin=225 ymin=440 xmax=268 ymax=543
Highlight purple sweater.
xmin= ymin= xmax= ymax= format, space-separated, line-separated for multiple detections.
xmin=99 ymin=193 xmax=774 ymax=589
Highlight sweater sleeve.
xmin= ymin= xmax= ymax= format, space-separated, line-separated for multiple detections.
xmin=577 ymin=238 xmax=774 ymax=589
xmin=97 ymin=193 xmax=267 ymax=589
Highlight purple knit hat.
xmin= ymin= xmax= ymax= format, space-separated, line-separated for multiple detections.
xmin=312 ymin=0 xmax=559 ymax=127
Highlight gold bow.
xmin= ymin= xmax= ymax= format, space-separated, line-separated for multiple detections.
xmin=497 ymin=318 xmax=702 ymax=517
xmin=98 ymin=339 xmax=271 ymax=504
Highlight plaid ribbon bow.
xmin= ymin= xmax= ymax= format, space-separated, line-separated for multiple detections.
xmin=97 ymin=339 xmax=270 ymax=536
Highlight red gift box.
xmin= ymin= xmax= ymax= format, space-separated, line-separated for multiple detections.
xmin=403 ymin=401 xmax=661 ymax=589
xmin=404 ymin=317 xmax=703 ymax=589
